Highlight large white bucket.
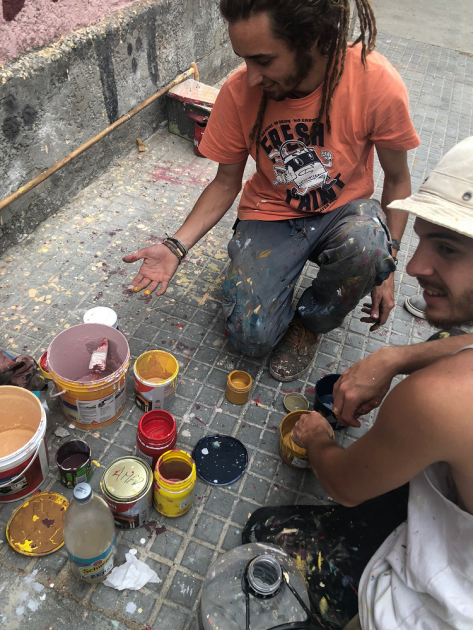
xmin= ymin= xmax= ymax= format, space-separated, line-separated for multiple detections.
xmin=0 ymin=387 xmax=49 ymax=502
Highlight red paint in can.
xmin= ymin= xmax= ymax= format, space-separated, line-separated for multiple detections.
xmin=136 ymin=410 xmax=177 ymax=469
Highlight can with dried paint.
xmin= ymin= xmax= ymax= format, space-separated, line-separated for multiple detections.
xmin=134 ymin=350 xmax=179 ymax=412
xmin=279 ymin=410 xmax=310 ymax=470
xmin=225 ymin=370 xmax=252 ymax=405
xmin=100 ymin=457 xmax=153 ymax=529
xmin=154 ymin=450 xmax=196 ymax=518
xmin=136 ymin=410 xmax=177 ymax=469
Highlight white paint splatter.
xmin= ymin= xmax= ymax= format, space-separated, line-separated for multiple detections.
xmin=125 ymin=602 xmax=137 ymax=614
xmin=214 ymin=479 xmax=218 ymax=483
xmin=201 ymin=448 xmax=209 ymax=455
xmin=181 ymin=429 xmax=191 ymax=438
xmin=27 ymin=599 xmax=40 ymax=612
xmin=19 ymin=592 xmax=29 ymax=602
xmin=129 ymin=549 xmax=137 ymax=555
xmin=15 ymin=606 xmax=25 ymax=616
xmin=243 ymin=238 xmax=252 ymax=250
xmin=40 ymin=594 xmax=46 ymax=601
xmin=49 ymin=583 xmax=54 ymax=588
xmin=24 ymin=570 xmax=38 ymax=584
xmin=140 ymin=538 xmax=146 ymax=545
xmin=34 ymin=582 xmax=45 ymax=593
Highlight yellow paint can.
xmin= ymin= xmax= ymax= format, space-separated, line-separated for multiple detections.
xmin=153 ymin=450 xmax=196 ymax=518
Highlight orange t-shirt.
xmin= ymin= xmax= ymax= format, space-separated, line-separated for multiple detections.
xmin=199 ymin=45 xmax=420 ymax=220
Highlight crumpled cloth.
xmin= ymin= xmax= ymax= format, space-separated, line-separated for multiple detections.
xmin=0 ymin=350 xmax=47 ymax=391
xmin=103 ymin=553 xmax=161 ymax=591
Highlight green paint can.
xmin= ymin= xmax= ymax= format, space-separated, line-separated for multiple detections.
xmin=56 ymin=439 xmax=93 ymax=489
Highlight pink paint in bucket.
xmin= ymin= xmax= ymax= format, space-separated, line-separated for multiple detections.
xmin=0 ymin=386 xmax=49 ymax=502
xmin=47 ymin=323 xmax=130 ymax=429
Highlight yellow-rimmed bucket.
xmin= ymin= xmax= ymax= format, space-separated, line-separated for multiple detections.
xmin=134 ymin=350 xmax=179 ymax=412
xmin=153 ymin=450 xmax=196 ymax=518
xmin=47 ymin=324 xmax=130 ymax=430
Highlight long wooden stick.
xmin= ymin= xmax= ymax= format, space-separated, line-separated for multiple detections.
xmin=0 ymin=63 xmax=199 ymax=214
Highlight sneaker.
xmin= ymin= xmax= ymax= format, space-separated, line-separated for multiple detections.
xmin=269 ymin=316 xmax=319 ymax=382
xmin=404 ymin=295 xmax=427 ymax=319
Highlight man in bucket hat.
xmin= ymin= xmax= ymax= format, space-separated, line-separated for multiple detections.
xmin=291 ymin=136 xmax=473 ymax=629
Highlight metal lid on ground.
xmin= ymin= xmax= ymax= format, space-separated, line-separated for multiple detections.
xmin=192 ymin=435 xmax=248 ymax=486
xmin=283 ymin=393 xmax=309 ymax=412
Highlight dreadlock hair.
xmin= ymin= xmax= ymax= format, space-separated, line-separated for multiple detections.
xmin=220 ymin=0 xmax=377 ymax=170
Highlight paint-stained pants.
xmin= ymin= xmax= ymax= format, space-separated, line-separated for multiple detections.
xmin=222 ymin=199 xmax=395 ymax=357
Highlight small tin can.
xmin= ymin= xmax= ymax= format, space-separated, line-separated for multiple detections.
xmin=283 ymin=393 xmax=309 ymax=413
xmin=56 ymin=439 xmax=93 ymax=489
xmin=100 ymin=457 xmax=152 ymax=529
xmin=83 ymin=307 xmax=119 ymax=329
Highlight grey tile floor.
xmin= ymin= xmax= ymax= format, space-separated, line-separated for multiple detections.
xmin=0 ymin=32 xmax=472 ymax=630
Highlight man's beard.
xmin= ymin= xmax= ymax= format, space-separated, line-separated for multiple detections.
xmin=265 ymin=50 xmax=315 ymax=101
xmin=425 ymin=286 xmax=473 ymax=330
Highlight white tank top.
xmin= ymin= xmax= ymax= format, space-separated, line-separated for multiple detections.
xmin=359 ymin=345 xmax=473 ymax=629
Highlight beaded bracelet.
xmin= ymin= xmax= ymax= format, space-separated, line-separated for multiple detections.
xmin=162 ymin=240 xmax=184 ymax=264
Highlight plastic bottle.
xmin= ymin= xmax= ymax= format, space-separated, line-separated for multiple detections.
xmin=201 ymin=542 xmax=311 ymax=630
xmin=63 ymin=482 xmax=116 ymax=583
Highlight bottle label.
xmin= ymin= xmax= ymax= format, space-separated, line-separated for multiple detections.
xmin=180 ymin=495 xmax=192 ymax=510
xmin=67 ymin=537 xmax=116 ymax=581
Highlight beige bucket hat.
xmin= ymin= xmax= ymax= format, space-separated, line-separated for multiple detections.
xmin=387 ymin=136 xmax=473 ymax=238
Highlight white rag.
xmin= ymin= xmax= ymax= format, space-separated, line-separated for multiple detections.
xmin=103 ymin=552 xmax=161 ymax=591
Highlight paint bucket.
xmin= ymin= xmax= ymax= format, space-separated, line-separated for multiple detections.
xmin=154 ymin=450 xmax=196 ymax=518
xmin=100 ymin=457 xmax=153 ymax=529
xmin=193 ymin=120 xmax=207 ymax=157
xmin=134 ymin=350 xmax=179 ymax=412
xmin=0 ymin=386 xmax=49 ymax=502
xmin=225 ymin=370 xmax=252 ymax=405
xmin=279 ymin=410 xmax=310 ymax=470
xmin=83 ymin=307 xmax=119 ymax=330
xmin=136 ymin=410 xmax=177 ymax=469
xmin=315 ymin=374 xmax=344 ymax=430
xmin=39 ymin=351 xmax=53 ymax=381
xmin=47 ymin=323 xmax=130 ymax=429
xmin=56 ymin=439 xmax=93 ymax=489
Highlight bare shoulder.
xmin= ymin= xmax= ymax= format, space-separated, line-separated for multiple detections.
xmin=389 ymin=350 xmax=473 ymax=437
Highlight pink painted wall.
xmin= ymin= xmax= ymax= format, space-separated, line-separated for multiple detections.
xmin=0 ymin=0 xmax=140 ymax=64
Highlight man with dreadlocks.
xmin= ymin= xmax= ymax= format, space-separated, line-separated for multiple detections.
xmin=124 ymin=0 xmax=420 ymax=382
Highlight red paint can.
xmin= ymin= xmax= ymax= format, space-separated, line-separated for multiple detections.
xmin=136 ymin=410 xmax=177 ymax=469
xmin=193 ymin=120 xmax=207 ymax=157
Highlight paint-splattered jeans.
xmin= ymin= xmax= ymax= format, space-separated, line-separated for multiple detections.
xmin=222 ymin=199 xmax=396 ymax=357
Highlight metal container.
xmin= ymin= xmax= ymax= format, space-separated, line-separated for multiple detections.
xmin=283 ymin=393 xmax=309 ymax=412
xmin=100 ymin=457 xmax=152 ymax=529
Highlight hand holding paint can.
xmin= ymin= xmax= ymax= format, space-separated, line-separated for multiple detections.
xmin=63 ymin=483 xmax=116 ymax=583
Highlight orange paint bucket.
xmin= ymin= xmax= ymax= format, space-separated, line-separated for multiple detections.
xmin=279 ymin=410 xmax=310 ymax=469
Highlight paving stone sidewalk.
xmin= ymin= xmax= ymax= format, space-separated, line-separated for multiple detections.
xmin=0 ymin=32 xmax=472 ymax=630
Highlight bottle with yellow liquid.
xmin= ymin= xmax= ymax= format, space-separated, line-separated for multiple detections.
xmin=63 ymin=483 xmax=116 ymax=582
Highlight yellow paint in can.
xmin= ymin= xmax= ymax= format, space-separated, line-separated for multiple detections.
xmin=153 ymin=450 xmax=196 ymax=518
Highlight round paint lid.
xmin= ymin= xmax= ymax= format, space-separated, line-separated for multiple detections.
xmin=83 ymin=306 xmax=118 ymax=328
xmin=6 ymin=492 xmax=69 ymax=556
xmin=192 ymin=435 xmax=248 ymax=486
xmin=283 ymin=393 xmax=309 ymax=412
xmin=102 ymin=457 xmax=151 ymax=500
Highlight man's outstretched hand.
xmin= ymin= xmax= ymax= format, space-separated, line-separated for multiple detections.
xmin=123 ymin=244 xmax=179 ymax=296
xmin=332 ymin=348 xmax=396 ymax=428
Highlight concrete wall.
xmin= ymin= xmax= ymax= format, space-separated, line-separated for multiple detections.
xmin=0 ymin=0 xmax=237 ymax=255
xmin=1 ymin=0 xmax=139 ymax=64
